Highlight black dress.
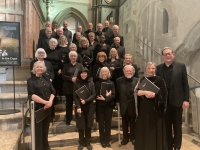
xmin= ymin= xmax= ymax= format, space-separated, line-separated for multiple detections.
xmin=135 ymin=76 xmax=168 ymax=150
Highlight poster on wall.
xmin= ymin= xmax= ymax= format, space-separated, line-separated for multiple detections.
xmin=0 ymin=21 xmax=21 ymax=66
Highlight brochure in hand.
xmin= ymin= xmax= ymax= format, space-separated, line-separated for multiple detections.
xmin=35 ymin=107 xmax=51 ymax=123
xmin=75 ymin=85 xmax=90 ymax=100
xmin=83 ymin=55 xmax=90 ymax=63
xmin=100 ymin=82 xmax=112 ymax=95
xmin=138 ymin=77 xmax=160 ymax=93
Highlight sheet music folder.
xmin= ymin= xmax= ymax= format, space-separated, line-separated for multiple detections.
xmin=100 ymin=82 xmax=112 ymax=95
xmin=75 ymin=85 xmax=90 ymax=100
xmin=138 ymin=77 xmax=160 ymax=93
xmin=35 ymin=107 xmax=51 ymax=123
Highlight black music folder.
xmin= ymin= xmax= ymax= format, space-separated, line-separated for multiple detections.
xmin=75 ymin=85 xmax=90 ymax=100
xmin=100 ymin=82 xmax=112 ymax=95
xmin=35 ymin=107 xmax=51 ymax=123
xmin=138 ymin=77 xmax=160 ymax=93
xmin=83 ymin=55 xmax=90 ymax=63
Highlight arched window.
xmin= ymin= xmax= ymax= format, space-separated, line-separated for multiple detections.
xmin=163 ymin=9 xmax=169 ymax=34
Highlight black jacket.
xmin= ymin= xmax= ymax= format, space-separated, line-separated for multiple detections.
xmin=108 ymin=34 xmax=124 ymax=47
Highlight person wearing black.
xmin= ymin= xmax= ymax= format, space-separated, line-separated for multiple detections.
xmin=39 ymin=21 xmax=51 ymax=38
xmin=63 ymin=21 xmax=72 ymax=44
xmin=95 ymin=67 xmax=115 ymax=148
xmin=108 ymin=25 xmax=124 ymax=47
xmin=94 ymin=23 xmax=105 ymax=43
xmin=73 ymin=68 xmax=96 ymax=150
xmin=77 ymin=37 xmax=93 ymax=71
xmin=121 ymin=54 xmax=139 ymax=78
xmin=88 ymin=32 xmax=99 ymax=65
xmin=65 ymin=43 xmax=83 ymax=64
xmin=51 ymin=20 xmax=58 ymax=37
xmin=57 ymin=35 xmax=69 ymax=63
xmin=111 ymin=37 xmax=125 ymax=61
xmin=116 ymin=65 xmax=138 ymax=146
xmin=72 ymin=25 xmax=85 ymax=43
xmin=62 ymin=51 xmax=84 ymax=125
xmin=37 ymin=27 xmax=52 ymax=51
xmin=27 ymin=61 xmax=56 ymax=150
xmin=74 ymin=32 xmax=82 ymax=48
xmin=92 ymin=52 xmax=109 ymax=83
xmin=135 ymin=62 xmax=168 ymax=150
xmin=102 ymin=20 xmax=113 ymax=38
xmin=30 ymin=48 xmax=54 ymax=81
xmin=54 ymin=28 xmax=63 ymax=41
xmin=84 ymin=22 xmax=93 ymax=39
xmin=156 ymin=47 xmax=189 ymax=150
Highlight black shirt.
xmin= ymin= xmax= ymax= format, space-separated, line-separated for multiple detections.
xmin=163 ymin=63 xmax=173 ymax=91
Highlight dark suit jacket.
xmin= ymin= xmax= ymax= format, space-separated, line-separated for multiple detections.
xmin=156 ymin=62 xmax=189 ymax=107
xmin=116 ymin=76 xmax=138 ymax=116
xmin=37 ymin=35 xmax=51 ymax=50
xmin=63 ymin=28 xmax=72 ymax=44
xmin=111 ymin=45 xmax=125 ymax=60
xmin=108 ymin=34 xmax=124 ymax=47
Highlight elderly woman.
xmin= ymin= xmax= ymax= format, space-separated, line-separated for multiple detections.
xmin=77 ymin=37 xmax=93 ymax=70
xmin=62 ymin=51 xmax=84 ymax=125
xmin=121 ymin=54 xmax=138 ymax=78
xmin=30 ymin=48 xmax=54 ymax=81
xmin=73 ymin=68 xmax=96 ymax=150
xmin=27 ymin=61 xmax=56 ymax=150
xmin=92 ymin=52 xmax=109 ymax=83
xmin=95 ymin=67 xmax=115 ymax=148
xmin=135 ymin=62 xmax=167 ymax=150
xmin=65 ymin=43 xmax=83 ymax=64
xmin=57 ymin=35 xmax=69 ymax=63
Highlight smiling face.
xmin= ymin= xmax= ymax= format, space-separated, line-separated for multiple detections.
xmin=146 ymin=64 xmax=156 ymax=77
xmin=80 ymin=72 xmax=88 ymax=80
xmin=37 ymin=51 xmax=45 ymax=60
xmin=110 ymin=49 xmax=117 ymax=58
xmin=69 ymin=54 xmax=77 ymax=63
xmin=35 ymin=63 xmax=44 ymax=75
xmin=99 ymin=56 xmax=105 ymax=63
xmin=124 ymin=66 xmax=134 ymax=79
xmin=101 ymin=68 xmax=109 ymax=79
xmin=162 ymin=48 xmax=174 ymax=65
xmin=49 ymin=41 xmax=57 ymax=50
xmin=124 ymin=55 xmax=132 ymax=64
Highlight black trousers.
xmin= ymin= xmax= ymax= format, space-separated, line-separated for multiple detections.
xmin=97 ymin=105 xmax=113 ymax=143
xmin=121 ymin=110 xmax=136 ymax=141
xmin=65 ymin=94 xmax=73 ymax=123
xmin=35 ymin=112 xmax=51 ymax=150
xmin=165 ymin=105 xmax=183 ymax=149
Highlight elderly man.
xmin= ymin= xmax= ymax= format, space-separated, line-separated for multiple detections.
xmin=94 ymin=23 xmax=104 ymax=43
xmin=37 ymin=27 xmax=52 ymax=51
xmin=39 ymin=21 xmax=51 ymax=38
xmin=111 ymin=37 xmax=125 ymax=60
xmin=108 ymin=25 xmax=124 ymax=47
xmin=102 ymin=20 xmax=113 ymax=38
xmin=116 ymin=65 xmax=138 ymax=146
xmin=54 ymin=28 xmax=63 ymax=40
xmin=156 ymin=47 xmax=189 ymax=150
xmin=72 ymin=25 xmax=85 ymax=43
xmin=63 ymin=21 xmax=72 ymax=44
xmin=84 ymin=22 xmax=94 ymax=38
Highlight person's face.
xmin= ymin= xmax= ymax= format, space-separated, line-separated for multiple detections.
xmin=50 ymin=41 xmax=56 ymax=50
xmin=60 ymin=36 xmax=66 ymax=44
xmin=35 ymin=63 xmax=44 ymax=75
xmin=77 ymin=26 xmax=82 ymax=32
xmin=70 ymin=46 xmax=77 ymax=51
xmin=124 ymin=67 xmax=134 ymax=78
xmin=82 ymin=40 xmax=87 ymax=47
xmin=114 ymin=38 xmax=120 ymax=45
xmin=52 ymin=23 xmax=58 ymax=29
xmin=57 ymin=29 xmax=63 ymax=36
xmin=100 ymin=36 xmax=106 ymax=43
xmin=99 ymin=56 xmax=105 ymax=63
xmin=37 ymin=52 xmax=45 ymax=59
xmin=88 ymin=23 xmax=93 ymax=30
xmin=105 ymin=21 xmax=109 ymax=27
xmin=63 ymin=22 xmax=68 ymax=29
xmin=125 ymin=56 xmax=132 ymax=64
xmin=80 ymin=72 xmax=88 ymax=80
xmin=146 ymin=64 xmax=156 ymax=77
xmin=45 ymin=22 xmax=51 ymax=28
xmin=69 ymin=54 xmax=77 ymax=62
xmin=101 ymin=69 xmax=109 ymax=79
xmin=162 ymin=49 xmax=174 ymax=64
xmin=46 ymin=28 xmax=52 ymax=37
xmin=110 ymin=50 xmax=116 ymax=58
xmin=89 ymin=34 xmax=94 ymax=41
xmin=97 ymin=24 xmax=103 ymax=31
xmin=76 ymin=34 xmax=81 ymax=40
xmin=113 ymin=27 xmax=119 ymax=34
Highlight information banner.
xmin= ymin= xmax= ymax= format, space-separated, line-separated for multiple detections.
xmin=0 ymin=21 xmax=21 ymax=66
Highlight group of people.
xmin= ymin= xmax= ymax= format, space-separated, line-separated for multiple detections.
xmin=27 ymin=19 xmax=189 ymax=150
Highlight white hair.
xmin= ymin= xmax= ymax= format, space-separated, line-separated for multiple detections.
xmin=49 ymin=38 xmax=58 ymax=46
xmin=68 ymin=51 xmax=78 ymax=58
xmin=35 ymin=48 xmax=47 ymax=58
xmin=31 ymin=61 xmax=46 ymax=74
xmin=99 ymin=67 xmax=111 ymax=79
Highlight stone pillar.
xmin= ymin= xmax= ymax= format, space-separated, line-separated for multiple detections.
xmin=46 ymin=0 xmax=51 ymax=21
xmin=148 ymin=42 xmax=152 ymax=62
xmin=144 ymin=38 xmax=148 ymax=61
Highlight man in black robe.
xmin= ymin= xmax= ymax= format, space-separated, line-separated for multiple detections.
xmin=37 ymin=27 xmax=52 ymax=51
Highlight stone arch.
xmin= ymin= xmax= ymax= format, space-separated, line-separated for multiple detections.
xmin=53 ymin=7 xmax=88 ymax=31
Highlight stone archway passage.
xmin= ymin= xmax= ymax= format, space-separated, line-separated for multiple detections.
xmin=53 ymin=7 xmax=88 ymax=31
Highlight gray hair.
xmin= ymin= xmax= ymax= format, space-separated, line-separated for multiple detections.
xmin=123 ymin=65 xmax=135 ymax=74
xmin=68 ymin=51 xmax=78 ymax=58
xmin=162 ymin=47 xmax=173 ymax=55
xmin=31 ymin=61 xmax=46 ymax=74
xmin=35 ymin=48 xmax=47 ymax=58
xmin=69 ymin=43 xmax=77 ymax=51
xmin=112 ymin=25 xmax=119 ymax=30
xmin=99 ymin=67 xmax=111 ymax=79
xmin=49 ymin=38 xmax=58 ymax=46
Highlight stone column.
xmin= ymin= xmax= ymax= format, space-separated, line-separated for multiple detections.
xmin=46 ymin=0 xmax=51 ymax=21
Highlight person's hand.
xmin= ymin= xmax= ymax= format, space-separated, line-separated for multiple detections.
xmin=72 ymin=77 xmax=77 ymax=83
xmin=77 ymin=108 xmax=81 ymax=114
xmin=182 ymin=101 xmax=189 ymax=109
xmin=110 ymin=67 xmax=115 ymax=70
xmin=44 ymin=100 xmax=53 ymax=109
xmin=58 ymin=69 xmax=62 ymax=75
xmin=50 ymin=79 xmax=52 ymax=82
xmin=80 ymin=99 xmax=85 ymax=104
xmin=96 ymin=95 xmax=105 ymax=101
xmin=106 ymin=90 xmax=112 ymax=97
xmin=144 ymin=91 xmax=155 ymax=99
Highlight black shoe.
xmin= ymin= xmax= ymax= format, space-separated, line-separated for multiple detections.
xmin=78 ymin=144 xmax=84 ymax=150
xmin=86 ymin=143 xmax=92 ymax=150
xmin=106 ymin=142 xmax=111 ymax=148
xmin=101 ymin=142 xmax=106 ymax=148
xmin=174 ymin=148 xmax=180 ymax=150
xmin=130 ymin=140 xmax=135 ymax=145
xmin=121 ymin=139 xmax=129 ymax=145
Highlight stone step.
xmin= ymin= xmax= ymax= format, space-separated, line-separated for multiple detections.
xmin=24 ymin=129 xmax=121 ymax=149
xmin=0 ymin=92 xmax=28 ymax=109
xmin=0 ymin=80 xmax=27 ymax=93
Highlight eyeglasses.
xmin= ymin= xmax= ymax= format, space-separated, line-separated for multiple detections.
xmin=162 ymin=53 xmax=173 ymax=56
